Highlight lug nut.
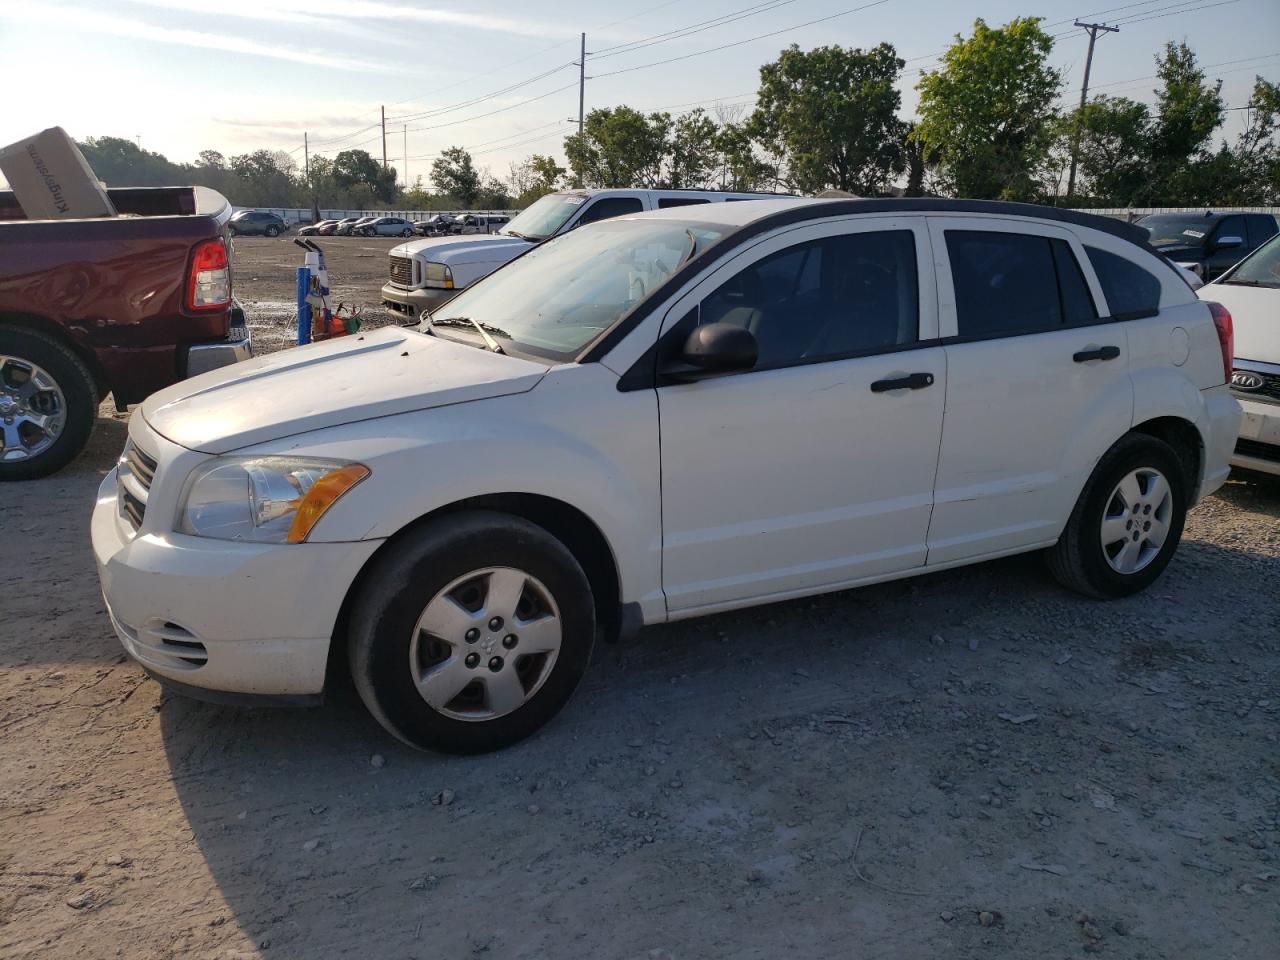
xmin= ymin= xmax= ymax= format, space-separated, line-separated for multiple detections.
xmin=465 ymin=652 xmax=480 ymax=669
xmin=502 ymin=634 xmax=518 ymax=649
xmin=488 ymin=656 xmax=503 ymax=672
xmin=465 ymin=628 xmax=480 ymax=642
xmin=488 ymin=616 xmax=504 ymax=631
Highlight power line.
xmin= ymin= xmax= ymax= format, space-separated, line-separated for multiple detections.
xmin=591 ymin=0 xmax=894 ymax=81
xmin=591 ymin=0 xmax=800 ymax=60
xmin=388 ymin=62 xmax=576 ymax=125
xmin=405 ymin=81 xmax=582 ymax=134
xmin=1086 ymin=51 xmax=1280 ymax=92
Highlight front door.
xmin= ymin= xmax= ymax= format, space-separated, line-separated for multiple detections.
xmin=657 ymin=217 xmax=946 ymax=615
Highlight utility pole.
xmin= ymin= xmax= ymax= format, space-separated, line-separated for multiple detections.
xmin=577 ymin=33 xmax=586 ymax=138
xmin=1066 ymin=21 xmax=1119 ymax=201
xmin=303 ymin=132 xmax=310 ymax=181
xmin=403 ymin=125 xmax=408 ymax=188
xmin=381 ymin=105 xmax=388 ymax=168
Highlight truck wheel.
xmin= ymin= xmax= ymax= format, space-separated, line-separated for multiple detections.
xmin=1047 ymin=433 xmax=1188 ymax=599
xmin=265 ymin=225 xmax=280 ymax=237
xmin=349 ymin=511 xmax=596 ymax=754
xmin=0 ymin=327 xmax=98 ymax=481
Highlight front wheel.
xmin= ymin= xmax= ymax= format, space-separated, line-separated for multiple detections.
xmin=401 ymin=228 xmax=413 ymax=237
xmin=0 ymin=327 xmax=97 ymax=481
xmin=1047 ymin=433 xmax=1188 ymax=598
xmin=349 ymin=511 xmax=596 ymax=754
xmin=265 ymin=225 xmax=280 ymax=237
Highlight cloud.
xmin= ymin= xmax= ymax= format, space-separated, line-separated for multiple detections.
xmin=117 ymin=0 xmax=586 ymax=41
xmin=3 ymin=4 xmax=403 ymax=71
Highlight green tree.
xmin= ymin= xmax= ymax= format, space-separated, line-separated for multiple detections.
xmin=229 ymin=149 xmax=301 ymax=206
xmin=430 ymin=146 xmax=481 ymax=206
xmin=1059 ymin=96 xmax=1152 ymax=205
xmin=716 ymin=122 xmax=777 ymax=191
xmin=529 ymin=154 xmax=566 ymax=192
xmin=665 ymin=108 xmax=721 ymax=189
xmin=914 ymin=17 xmax=1061 ymax=200
xmin=1145 ymin=41 xmax=1226 ymax=203
xmin=749 ymin=43 xmax=906 ymax=195
xmin=564 ymin=106 xmax=670 ymax=188
xmin=332 ymin=149 xmax=391 ymax=203
xmin=77 ymin=136 xmax=187 ymax=187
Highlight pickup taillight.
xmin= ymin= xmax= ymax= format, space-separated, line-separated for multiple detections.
xmin=187 ymin=238 xmax=231 ymax=311
xmin=1207 ymin=301 xmax=1233 ymax=385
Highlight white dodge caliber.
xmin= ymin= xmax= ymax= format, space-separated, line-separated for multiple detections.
xmin=93 ymin=198 xmax=1241 ymax=753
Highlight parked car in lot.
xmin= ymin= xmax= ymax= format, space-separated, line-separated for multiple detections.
xmin=416 ymin=214 xmax=456 ymax=237
xmin=360 ymin=216 xmax=417 ymax=238
xmin=332 ymin=217 xmax=366 ymax=236
xmin=1138 ymin=211 xmax=1278 ymax=281
xmin=298 ymin=218 xmax=340 ymax=237
xmin=1200 ymin=233 xmax=1280 ymax=475
xmin=1 ymin=185 xmax=251 ymax=479
xmin=228 ymin=210 xmax=288 ymax=237
xmin=383 ymin=188 xmax=786 ymax=319
xmin=94 ymin=198 xmax=1239 ymax=753
xmin=451 ymin=213 xmax=509 ymax=235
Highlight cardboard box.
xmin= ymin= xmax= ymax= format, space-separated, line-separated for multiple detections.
xmin=0 ymin=126 xmax=116 ymax=220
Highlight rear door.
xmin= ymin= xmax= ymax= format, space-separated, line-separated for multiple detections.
xmin=926 ymin=217 xmax=1133 ymax=565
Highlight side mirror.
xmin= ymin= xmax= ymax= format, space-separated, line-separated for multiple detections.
xmin=663 ymin=322 xmax=758 ymax=382
xmin=1215 ymin=235 xmax=1243 ymax=251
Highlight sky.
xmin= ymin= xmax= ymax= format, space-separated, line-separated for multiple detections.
xmin=1 ymin=0 xmax=1277 ymax=190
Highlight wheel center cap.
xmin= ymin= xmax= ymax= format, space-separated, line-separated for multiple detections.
xmin=480 ymin=635 xmax=498 ymax=656
xmin=0 ymin=396 xmax=17 ymax=416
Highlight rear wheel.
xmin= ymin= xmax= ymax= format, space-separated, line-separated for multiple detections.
xmin=0 ymin=327 xmax=97 ymax=481
xmin=401 ymin=228 xmax=413 ymax=237
xmin=349 ymin=511 xmax=595 ymax=754
xmin=1047 ymin=433 xmax=1188 ymax=598
xmin=265 ymin=225 xmax=280 ymax=237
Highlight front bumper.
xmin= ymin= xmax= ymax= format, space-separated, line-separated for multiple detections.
xmin=92 ymin=468 xmax=381 ymax=697
xmin=1232 ymin=395 xmax=1280 ymax=477
xmin=381 ymin=282 xmax=458 ymax=320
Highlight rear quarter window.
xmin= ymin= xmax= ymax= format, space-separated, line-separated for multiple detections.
xmin=1085 ymin=247 xmax=1163 ymax=319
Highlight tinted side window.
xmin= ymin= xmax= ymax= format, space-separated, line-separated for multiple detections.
xmin=699 ymin=230 xmax=918 ymax=369
xmin=658 ymin=197 xmax=710 ymax=208
xmin=946 ymin=231 xmax=1062 ymax=336
xmin=578 ymin=197 xmax=644 ymax=225
xmin=1247 ymin=215 xmax=1278 ymax=246
xmin=1085 ymin=247 xmax=1162 ymax=319
xmin=1051 ymin=239 xmax=1098 ymax=325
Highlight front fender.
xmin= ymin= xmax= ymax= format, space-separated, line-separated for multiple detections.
xmin=242 ymin=365 xmax=664 ymax=617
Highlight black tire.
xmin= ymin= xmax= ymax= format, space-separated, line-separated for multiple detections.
xmin=265 ymin=225 xmax=280 ymax=237
xmin=349 ymin=511 xmax=596 ymax=754
xmin=0 ymin=326 xmax=98 ymax=481
xmin=1047 ymin=433 xmax=1189 ymax=599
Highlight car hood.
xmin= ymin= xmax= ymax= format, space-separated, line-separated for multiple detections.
xmin=141 ymin=326 xmax=549 ymax=454
xmin=1199 ymin=282 xmax=1280 ymax=364
xmin=390 ymin=233 xmax=534 ymax=266
xmin=1152 ymin=243 xmax=1203 ymax=259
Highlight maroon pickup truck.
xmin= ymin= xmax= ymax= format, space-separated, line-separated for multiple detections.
xmin=0 ymin=185 xmax=251 ymax=479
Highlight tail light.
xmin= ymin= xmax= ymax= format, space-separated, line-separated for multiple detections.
xmin=1207 ymin=301 xmax=1233 ymax=384
xmin=187 ymin=238 xmax=231 ymax=311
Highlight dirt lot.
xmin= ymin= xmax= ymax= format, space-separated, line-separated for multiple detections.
xmin=1 ymin=237 xmax=1278 ymax=959
xmin=231 ymin=236 xmax=410 ymax=351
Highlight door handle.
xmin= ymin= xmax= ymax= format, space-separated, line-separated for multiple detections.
xmin=1073 ymin=345 xmax=1120 ymax=363
xmin=870 ymin=372 xmax=935 ymax=393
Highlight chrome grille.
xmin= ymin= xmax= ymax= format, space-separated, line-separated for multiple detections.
xmin=389 ymin=255 xmax=413 ymax=287
xmin=1231 ymin=368 xmax=1280 ymax=405
xmin=118 ymin=441 xmax=158 ymax=531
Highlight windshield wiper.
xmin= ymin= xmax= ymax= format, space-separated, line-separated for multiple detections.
xmin=1220 ymin=278 xmax=1270 ymax=287
xmin=430 ymin=316 xmax=508 ymax=353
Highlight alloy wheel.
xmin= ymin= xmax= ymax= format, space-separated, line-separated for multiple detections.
xmin=0 ymin=355 xmax=67 ymax=462
xmin=1100 ymin=467 xmax=1172 ymax=574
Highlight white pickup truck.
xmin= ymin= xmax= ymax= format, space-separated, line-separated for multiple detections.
xmin=381 ymin=188 xmax=783 ymax=319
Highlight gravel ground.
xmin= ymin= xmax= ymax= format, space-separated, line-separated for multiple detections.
xmin=1 ymin=238 xmax=1277 ymax=959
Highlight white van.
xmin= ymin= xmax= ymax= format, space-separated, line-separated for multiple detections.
xmin=382 ymin=189 xmax=786 ymax=319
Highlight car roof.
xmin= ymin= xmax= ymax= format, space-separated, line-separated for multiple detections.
xmin=617 ymin=196 xmax=1152 ymax=247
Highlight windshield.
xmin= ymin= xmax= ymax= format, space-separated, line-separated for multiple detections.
xmin=500 ymin=193 xmax=587 ymax=240
xmin=1140 ymin=214 xmax=1215 ymax=247
xmin=1222 ymin=234 xmax=1280 ymax=288
xmin=421 ymin=218 xmax=725 ymax=360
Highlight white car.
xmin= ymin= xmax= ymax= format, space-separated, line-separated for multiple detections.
xmin=1200 ymin=233 xmax=1280 ymax=475
xmin=93 ymin=198 xmax=1241 ymax=754
xmin=381 ymin=188 xmax=785 ymax=320
xmin=360 ymin=216 xmax=417 ymax=238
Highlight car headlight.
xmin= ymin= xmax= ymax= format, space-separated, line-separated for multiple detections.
xmin=423 ymin=262 xmax=454 ymax=289
xmin=178 ymin=456 xmax=369 ymax=543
